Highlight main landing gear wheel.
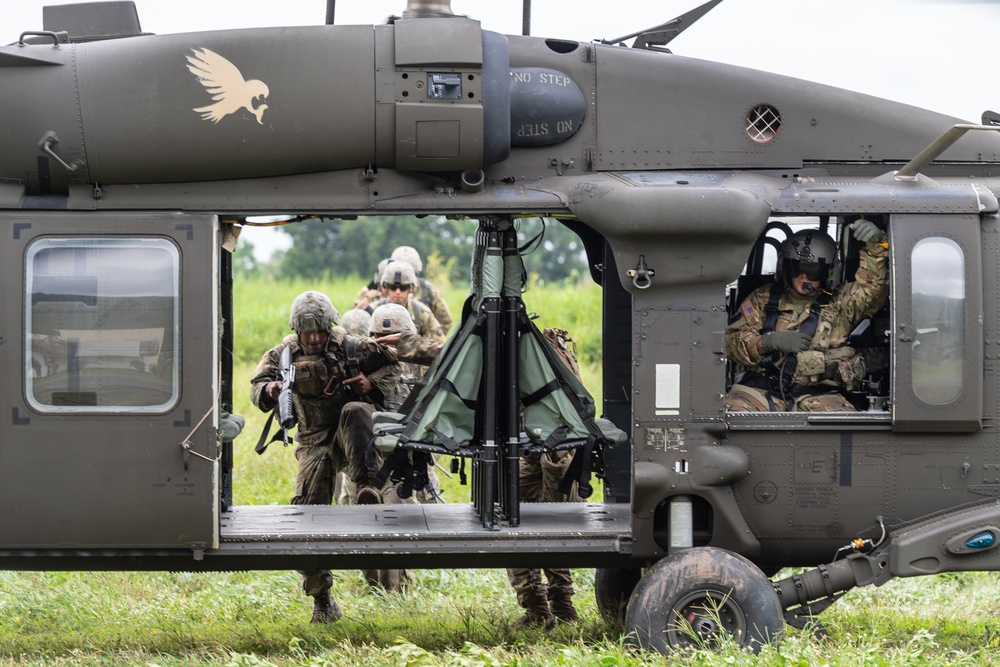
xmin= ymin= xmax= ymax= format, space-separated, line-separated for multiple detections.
xmin=624 ymin=547 xmax=783 ymax=654
xmin=594 ymin=567 xmax=642 ymax=625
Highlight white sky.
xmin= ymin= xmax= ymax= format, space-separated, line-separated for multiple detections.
xmin=5 ymin=0 xmax=998 ymax=259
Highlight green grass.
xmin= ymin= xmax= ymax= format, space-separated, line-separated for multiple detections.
xmin=3 ymin=570 xmax=1000 ymax=665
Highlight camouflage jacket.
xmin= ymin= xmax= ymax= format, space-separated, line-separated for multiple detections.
xmin=412 ymin=277 xmax=453 ymax=333
xmin=370 ymin=296 xmax=446 ymax=342
xmin=249 ymin=327 xmax=400 ymax=446
xmin=726 ymin=238 xmax=888 ymax=389
xmin=395 ymin=330 xmax=445 ymax=366
xmin=352 ymin=283 xmax=380 ymax=311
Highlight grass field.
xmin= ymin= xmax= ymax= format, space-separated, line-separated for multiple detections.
xmin=2 ymin=275 xmax=1000 ymax=665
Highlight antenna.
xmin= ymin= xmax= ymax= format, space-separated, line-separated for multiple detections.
xmin=601 ymin=0 xmax=724 ymax=51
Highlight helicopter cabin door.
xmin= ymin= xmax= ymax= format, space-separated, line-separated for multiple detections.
xmin=0 ymin=212 xmax=219 ymax=550
xmin=890 ymin=213 xmax=983 ymax=432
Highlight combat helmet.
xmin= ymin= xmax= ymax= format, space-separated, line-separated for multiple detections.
xmin=340 ymin=308 xmax=372 ymax=336
xmin=289 ymin=291 xmax=340 ymax=333
xmin=777 ymin=229 xmax=838 ymax=290
xmin=381 ymin=260 xmax=418 ymax=289
xmin=369 ymin=303 xmax=418 ymax=335
xmin=372 ymin=258 xmax=391 ymax=285
xmin=390 ymin=245 xmax=423 ymax=275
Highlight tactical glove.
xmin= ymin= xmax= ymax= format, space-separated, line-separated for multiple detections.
xmin=762 ymin=330 xmax=812 ymax=353
xmin=849 ymin=219 xmax=883 ymax=243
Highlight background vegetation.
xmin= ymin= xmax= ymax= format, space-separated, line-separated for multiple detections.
xmin=2 ymin=219 xmax=1000 ymax=665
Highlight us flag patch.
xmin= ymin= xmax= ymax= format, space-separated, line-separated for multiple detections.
xmin=741 ymin=300 xmax=754 ymax=320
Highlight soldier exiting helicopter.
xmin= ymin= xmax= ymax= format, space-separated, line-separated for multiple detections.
xmin=249 ymin=291 xmax=401 ymax=623
xmin=725 ymin=219 xmax=888 ymax=412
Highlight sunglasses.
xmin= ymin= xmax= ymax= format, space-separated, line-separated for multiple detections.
xmin=382 ymin=283 xmax=412 ymax=292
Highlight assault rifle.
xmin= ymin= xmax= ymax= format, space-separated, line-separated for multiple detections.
xmin=255 ymin=344 xmax=295 ymax=455
xmin=277 ymin=344 xmax=296 ymax=443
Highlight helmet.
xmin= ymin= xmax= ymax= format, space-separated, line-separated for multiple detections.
xmin=777 ymin=229 xmax=837 ymax=289
xmin=339 ymin=308 xmax=372 ymax=336
xmin=373 ymin=258 xmax=391 ymax=284
xmin=288 ymin=291 xmax=340 ymax=333
xmin=390 ymin=245 xmax=423 ymax=275
xmin=369 ymin=303 xmax=418 ymax=335
xmin=380 ymin=260 xmax=418 ymax=289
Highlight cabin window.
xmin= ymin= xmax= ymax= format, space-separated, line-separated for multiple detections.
xmin=25 ymin=238 xmax=180 ymax=413
xmin=910 ymin=237 xmax=965 ymax=405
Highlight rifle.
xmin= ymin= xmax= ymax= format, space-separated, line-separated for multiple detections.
xmin=255 ymin=344 xmax=295 ymax=455
xmin=277 ymin=344 xmax=296 ymax=442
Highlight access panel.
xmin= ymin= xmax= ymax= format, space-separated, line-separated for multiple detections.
xmin=0 ymin=212 xmax=218 ymax=549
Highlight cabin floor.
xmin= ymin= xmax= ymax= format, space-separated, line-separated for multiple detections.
xmin=215 ymin=501 xmax=634 ymax=570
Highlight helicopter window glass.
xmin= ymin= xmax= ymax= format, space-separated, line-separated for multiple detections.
xmin=911 ymin=237 xmax=965 ymax=405
xmin=25 ymin=238 xmax=180 ymax=413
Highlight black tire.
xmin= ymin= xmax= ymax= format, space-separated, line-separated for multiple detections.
xmin=624 ymin=547 xmax=783 ymax=654
xmin=594 ymin=567 xmax=642 ymax=624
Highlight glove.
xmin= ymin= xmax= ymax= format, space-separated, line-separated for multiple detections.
xmin=762 ymin=331 xmax=812 ymax=354
xmin=850 ymin=219 xmax=882 ymax=243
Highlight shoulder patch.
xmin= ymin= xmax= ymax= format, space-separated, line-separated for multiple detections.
xmin=741 ymin=300 xmax=755 ymax=320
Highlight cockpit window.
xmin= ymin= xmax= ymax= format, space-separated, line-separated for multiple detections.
xmin=910 ymin=237 xmax=965 ymax=405
xmin=25 ymin=238 xmax=180 ymax=413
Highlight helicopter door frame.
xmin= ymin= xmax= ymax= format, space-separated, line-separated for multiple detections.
xmin=890 ymin=213 xmax=983 ymax=432
xmin=0 ymin=212 xmax=220 ymax=550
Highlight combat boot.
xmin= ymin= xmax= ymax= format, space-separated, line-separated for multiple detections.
xmin=310 ymin=590 xmax=342 ymax=624
xmin=548 ymin=589 xmax=579 ymax=623
xmin=511 ymin=590 xmax=556 ymax=630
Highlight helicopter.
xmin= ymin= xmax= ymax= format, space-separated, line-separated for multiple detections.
xmin=3 ymin=0 xmax=1000 ymax=655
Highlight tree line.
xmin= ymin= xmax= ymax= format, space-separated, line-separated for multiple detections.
xmin=234 ymin=215 xmax=590 ymax=285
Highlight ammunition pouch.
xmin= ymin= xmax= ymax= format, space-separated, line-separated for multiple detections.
xmin=292 ymin=357 xmax=329 ymax=397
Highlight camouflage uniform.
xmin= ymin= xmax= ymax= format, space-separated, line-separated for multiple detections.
xmin=370 ymin=295 xmax=446 ymax=342
xmin=352 ymin=283 xmax=381 ymax=311
xmin=389 ymin=245 xmax=453 ymax=332
xmin=507 ymin=328 xmax=583 ymax=626
xmin=412 ymin=277 xmax=453 ymax=333
xmin=369 ymin=304 xmax=440 ymax=507
xmin=354 ymin=259 xmax=392 ymax=311
xmin=395 ymin=330 xmax=444 ymax=365
xmin=725 ymin=238 xmax=888 ymax=411
xmin=249 ymin=326 xmax=401 ymax=598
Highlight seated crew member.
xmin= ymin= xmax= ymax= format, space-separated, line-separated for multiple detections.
xmin=725 ymin=220 xmax=887 ymax=412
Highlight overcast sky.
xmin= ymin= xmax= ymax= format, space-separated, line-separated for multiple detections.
xmin=5 ymin=0 xmax=998 ymax=258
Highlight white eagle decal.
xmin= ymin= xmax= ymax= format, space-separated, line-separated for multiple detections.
xmin=186 ymin=48 xmax=270 ymax=124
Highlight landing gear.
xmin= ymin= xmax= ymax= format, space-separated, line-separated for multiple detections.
xmin=625 ymin=547 xmax=783 ymax=654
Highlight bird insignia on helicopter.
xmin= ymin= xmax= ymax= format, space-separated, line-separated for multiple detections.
xmin=186 ymin=48 xmax=270 ymax=124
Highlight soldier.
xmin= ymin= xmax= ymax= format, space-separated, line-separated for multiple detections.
xmin=390 ymin=245 xmax=453 ymax=333
xmin=370 ymin=261 xmax=446 ymax=342
xmin=726 ymin=220 xmax=888 ymax=412
xmin=371 ymin=304 xmax=444 ymax=504
xmin=353 ymin=258 xmax=391 ymax=311
xmin=249 ymin=291 xmax=401 ymax=623
xmin=505 ymin=327 xmax=583 ymax=629
xmin=377 ymin=326 xmax=583 ymax=628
